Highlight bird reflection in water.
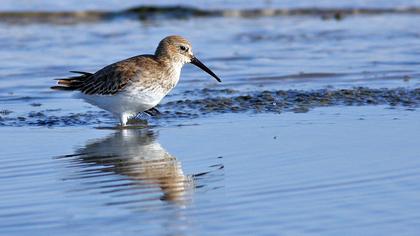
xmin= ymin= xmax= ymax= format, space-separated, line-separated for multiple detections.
xmin=65 ymin=129 xmax=193 ymax=205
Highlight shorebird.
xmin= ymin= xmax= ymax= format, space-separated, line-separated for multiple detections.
xmin=73 ymin=129 xmax=192 ymax=204
xmin=51 ymin=35 xmax=221 ymax=126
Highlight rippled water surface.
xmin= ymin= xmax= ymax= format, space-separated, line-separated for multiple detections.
xmin=1 ymin=1 xmax=420 ymax=235
xmin=1 ymin=107 xmax=420 ymax=235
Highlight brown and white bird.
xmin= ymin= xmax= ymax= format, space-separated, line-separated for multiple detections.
xmin=51 ymin=35 xmax=221 ymax=126
xmin=73 ymin=129 xmax=193 ymax=204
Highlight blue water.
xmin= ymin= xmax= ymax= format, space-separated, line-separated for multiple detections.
xmin=1 ymin=107 xmax=420 ymax=235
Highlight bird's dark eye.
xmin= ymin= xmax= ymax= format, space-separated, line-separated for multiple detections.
xmin=179 ymin=45 xmax=188 ymax=51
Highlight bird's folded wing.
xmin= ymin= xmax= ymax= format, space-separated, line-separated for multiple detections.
xmin=52 ymin=55 xmax=157 ymax=95
xmin=79 ymin=63 xmax=138 ymax=95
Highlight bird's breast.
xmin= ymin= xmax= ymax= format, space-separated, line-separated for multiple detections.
xmin=125 ymin=85 xmax=166 ymax=107
xmin=123 ymin=64 xmax=181 ymax=108
xmin=137 ymin=65 xmax=180 ymax=96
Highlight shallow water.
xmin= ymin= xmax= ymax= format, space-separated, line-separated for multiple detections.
xmin=1 ymin=1 xmax=420 ymax=235
xmin=1 ymin=11 xmax=419 ymax=125
xmin=1 ymin=107 xmax=420 ymax=235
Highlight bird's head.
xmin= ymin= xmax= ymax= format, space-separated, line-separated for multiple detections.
xmin=155 ymin=35 xmax=221 ymax=82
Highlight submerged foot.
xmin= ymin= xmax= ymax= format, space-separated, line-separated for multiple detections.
xmin=144 ymin=107 xmax=162 ymax=117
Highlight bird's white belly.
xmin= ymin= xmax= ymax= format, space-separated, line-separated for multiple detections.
xmin=76 ymin=86 xmax=166 ymax=116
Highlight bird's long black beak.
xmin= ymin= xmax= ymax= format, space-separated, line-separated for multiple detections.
xmin=190 ymin=57 xmax=221 ymax=82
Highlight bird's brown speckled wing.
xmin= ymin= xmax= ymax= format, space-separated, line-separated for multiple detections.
xmin=79 ymin=63 xmax=135 ymax=95
xmin=52 ymin=55 xmax=159 ymax=95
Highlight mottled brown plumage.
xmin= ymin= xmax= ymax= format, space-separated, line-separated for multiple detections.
xmin=51 ymin=35 xmax=221 ymax=126
xmin=53 ymin=55 xmax=164 ymax=95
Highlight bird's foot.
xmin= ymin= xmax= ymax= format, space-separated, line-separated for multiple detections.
xmin=144 ymin=107 xmax=162 ymax=117
xmin=125 ymin=118 xmax=148 ymax=127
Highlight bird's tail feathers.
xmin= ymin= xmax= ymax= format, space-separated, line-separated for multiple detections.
xmin=50 ymin=71 xmax=93 ymax=91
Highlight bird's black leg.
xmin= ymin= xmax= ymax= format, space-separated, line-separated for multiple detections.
xmin=144 ymin=107 xmax=162 ymax=117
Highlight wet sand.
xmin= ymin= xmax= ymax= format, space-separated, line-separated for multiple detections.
xmin=0 ymin=87 xmax=419 ymax=127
